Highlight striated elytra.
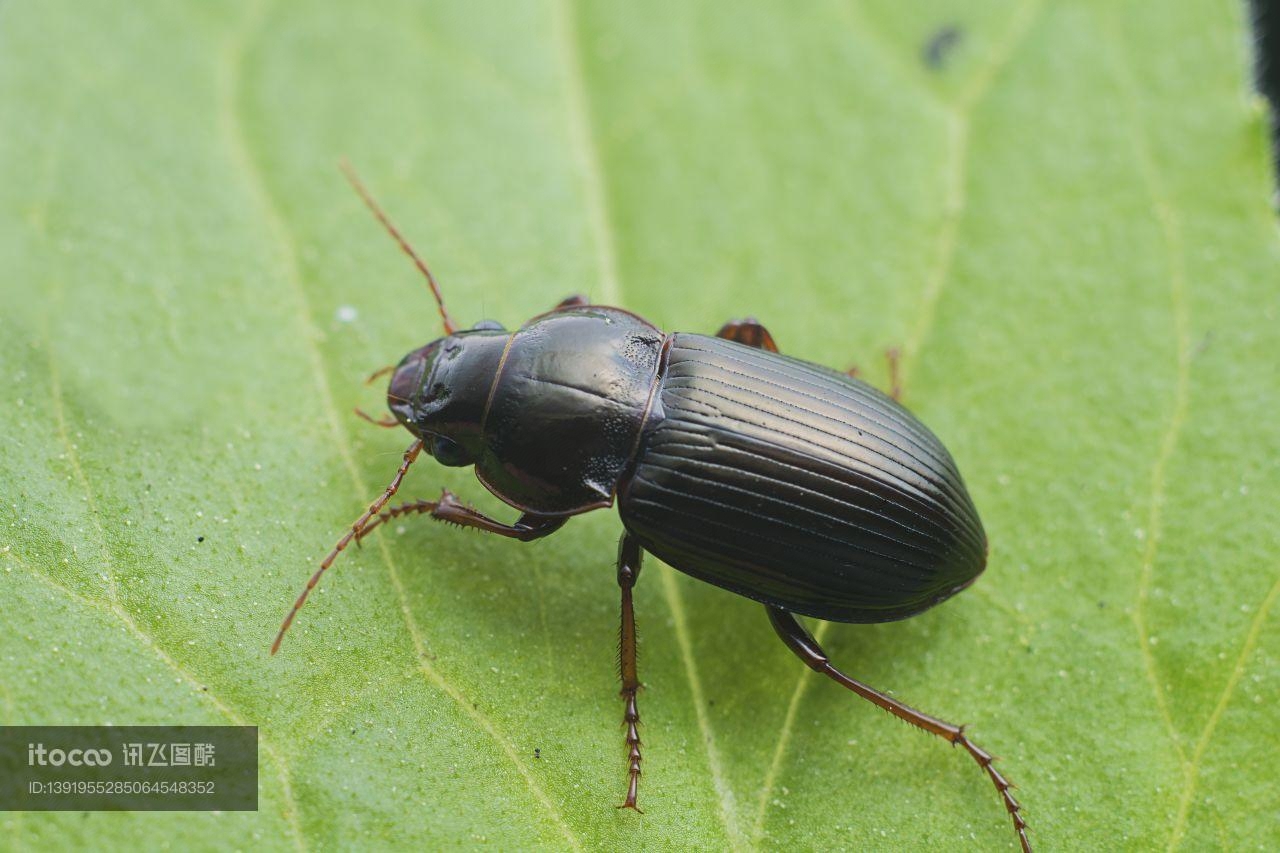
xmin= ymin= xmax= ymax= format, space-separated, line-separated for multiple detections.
xmin=273 ymin=164 xmax=1030 ymax=852
xmin=620 ymin=329 xmax=987 ymax=624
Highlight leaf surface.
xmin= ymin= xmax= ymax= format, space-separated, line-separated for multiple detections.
xmin=2 ymin=1 xmax=1277 ymax=849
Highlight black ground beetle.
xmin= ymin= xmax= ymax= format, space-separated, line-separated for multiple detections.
xmin=273 ymin=163 xmax=1029 ymax=852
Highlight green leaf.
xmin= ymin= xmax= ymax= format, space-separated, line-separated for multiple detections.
xmin=3 ymin=1 xmax=1277 ymax=849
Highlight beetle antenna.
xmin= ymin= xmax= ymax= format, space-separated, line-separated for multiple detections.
xmin=339 ymin=158 xmax=458 ymax=335
xmin=271 ymin=438 xmax=425 ymax=655
xmin=365 ymin=364 xmax=395 ymax=385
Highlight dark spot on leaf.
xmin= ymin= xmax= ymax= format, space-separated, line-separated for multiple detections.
xmin=923 ymin=24 xmax=963 ymax=70
xmin=197 ymin=536 xmax=204 ymax=543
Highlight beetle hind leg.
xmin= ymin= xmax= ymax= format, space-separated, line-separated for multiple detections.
xmin=615 ymin=533 xmax=644 ymax=811
xmin=766 ymin=606 xmax=1030 ymax=853
xmin=715 ymin=318 xmax=779 ymax=352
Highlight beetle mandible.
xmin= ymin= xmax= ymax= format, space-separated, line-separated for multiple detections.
xmin=273 ymin=162 xmax=1030 ymax=853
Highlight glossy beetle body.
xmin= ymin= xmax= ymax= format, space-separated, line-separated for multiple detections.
xmin=619 ymin=331 xmax=987 ymax=622
xmin=274 ymin=166 xmax=1030 ymax=853
xmin=388 ymin=305 xmax=986 ymax=622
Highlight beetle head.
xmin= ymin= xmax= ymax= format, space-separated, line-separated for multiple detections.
xmin=386 ymin=324 xmax=509 ymax=467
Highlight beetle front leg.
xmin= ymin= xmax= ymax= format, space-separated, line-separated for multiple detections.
xmin=616 ymin=532 xmax=644 ymax=811
xmin=353 ymin=407 xmax=400 ymax=428
xmin=715 ymin=318 xmax=779 ymax=352
xmin=354 ymin=490 xmax=565 ymax=544
xmin=766 ymin=606 xmax=1030 ymax=853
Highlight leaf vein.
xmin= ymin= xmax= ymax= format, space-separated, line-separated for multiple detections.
xmin=754 ymin=3 xmax=1043 ymax=837
xmin=1103 ymin=11 xmax=1193 ymax=771
xmin=220 ymin=3 xmax=580 ymax=846
xmin=43 ymin=254 xmax=309 ymax=849
xmin=13 ymin=555 xmax=308 ymax=849
xmin=750 ymin=620 xmax=830 ymax=846
xmin=553 ymin=0 xmax=746 ymax=841
xmin=21 ymin=46 xmax=308 ymax=847
xmin=1168 ymin=576 xmax=1280 ymax=850
xmin=552 ymin=0 xmax=621 ymax=305
xmin=901 ymin=0 xmax=1045 ymax=387
xmin=659 ymin=566 xmax=743 ymax=848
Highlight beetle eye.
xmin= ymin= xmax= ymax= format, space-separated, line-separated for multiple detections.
xmin=431 ymin=435 xmax=471 ymax=467
xmin=471 ymin=319 xmax=505 ymax=331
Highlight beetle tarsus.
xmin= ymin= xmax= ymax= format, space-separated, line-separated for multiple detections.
xmin=616 ymin=533 xmax=644 ymax=812
xmin=766 ymin=606 xmax=1030 ymax=853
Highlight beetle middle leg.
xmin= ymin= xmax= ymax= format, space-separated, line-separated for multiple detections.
xmin=354 ymin=490 xmax=565 ymax=543
xmin=845 ymin=348 xmax=903 ymax=401
xmin=884 ymin=347 xmax=902 ymax=401
xmin=766 ymin=606 xmax=1030 ymax=853
xmin=615 ymin=532 xmax=644 ymax=811
xmin=715 ymin=317 xmax=779 ymax=352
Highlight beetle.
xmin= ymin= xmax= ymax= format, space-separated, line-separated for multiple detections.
xmin=273 ymin=163 xmax=1030 ymax=853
